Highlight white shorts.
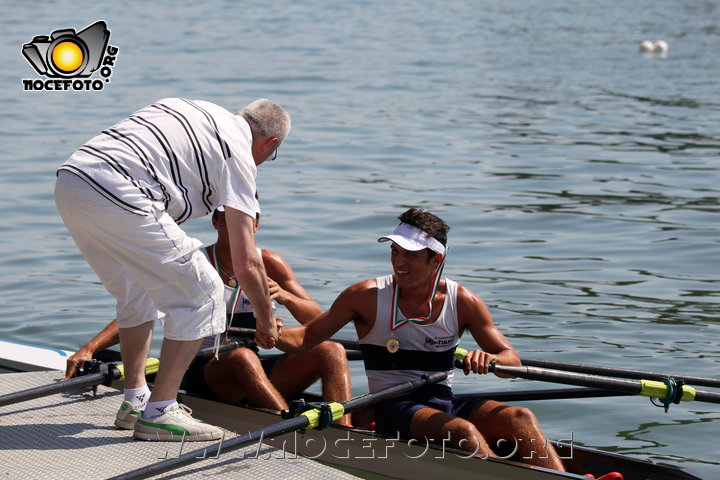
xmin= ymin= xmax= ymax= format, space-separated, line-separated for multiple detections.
xmin=54 ymin=170 xmax=225 ymax=341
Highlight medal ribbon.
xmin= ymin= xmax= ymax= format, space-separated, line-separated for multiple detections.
xmin=390 ymin=252 xmax=446 ymax=331
xmin=210 ymin=244 xmax=243 ymax=327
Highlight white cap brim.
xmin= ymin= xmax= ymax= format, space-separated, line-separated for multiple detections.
xmin=378 ymin=223 xmax=446 ymax=254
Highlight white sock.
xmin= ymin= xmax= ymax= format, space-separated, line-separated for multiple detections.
xmin=124 ymin=386 xmax=150 ymax=409
xmin=142 ymin=399 xmax=176 ymax=419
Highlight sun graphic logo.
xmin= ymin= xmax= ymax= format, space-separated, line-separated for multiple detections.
xmin=21 ymin=21 xmax=119 ymax=91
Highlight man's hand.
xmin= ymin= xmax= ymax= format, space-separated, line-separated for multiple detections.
xmin=254 ymin=314 xmax=279 ymax=349
xmin=267 ymin=277 xmax=289 ymax=304
xmin=64 ymin=347 xmax=94 ymax=380
xmin=462 ymin=349 xmax=496 ymax=376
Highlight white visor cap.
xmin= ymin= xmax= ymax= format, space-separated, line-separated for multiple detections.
xmin=378 ymin=223 xmax=446 ymax=254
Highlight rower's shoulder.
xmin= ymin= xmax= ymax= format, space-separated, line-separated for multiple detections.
xmin=261 ymin=248 xmax=286 ymax=269
xmin=342 ymin=278 xmax=378 ymax=297
xmin=332 ymin=279 xmax=378 ymax=313
xmin=261 ymin=248 xmax=298 ymax=279
xmin=453 ymin=281 xmax=491 ymax=315
xmin=334 ymin=279 xmax=377 ymax=331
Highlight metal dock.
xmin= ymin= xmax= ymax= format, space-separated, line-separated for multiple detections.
xmin=0 ymin=370 xmax=362 ymax=479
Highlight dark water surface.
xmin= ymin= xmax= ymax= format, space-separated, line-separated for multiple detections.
xmin=0 ymin=0 xmax=718 ymax=475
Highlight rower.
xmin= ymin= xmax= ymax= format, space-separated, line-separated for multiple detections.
xmin=276 ymin=208 xmax=569 ymax=471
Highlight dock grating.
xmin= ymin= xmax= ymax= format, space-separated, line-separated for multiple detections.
xmin=0 ymin=370 xmax=361 ymax=479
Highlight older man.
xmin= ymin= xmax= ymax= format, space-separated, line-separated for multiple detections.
xmin=55 ymin=98 xmax=288 ymax=441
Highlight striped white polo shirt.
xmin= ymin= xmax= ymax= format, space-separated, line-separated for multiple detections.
xmin=59 ymin=97 xmax=259 ymax=223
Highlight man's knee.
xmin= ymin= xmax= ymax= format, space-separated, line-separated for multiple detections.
xmin=445 ymin=420 xmax=486 ymax=453
xmin=313 ymin=341 xmax=347 ymax=364
xmin=225 ymin=347 xmax=262 ymax=368
xmin=507 ymin=406 xmax=537 ymax=425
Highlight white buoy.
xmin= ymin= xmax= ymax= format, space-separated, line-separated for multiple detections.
xmin=640 ymin=40 xmax=655 ymax=52
xmin=654 ymin=40 xmax=669 ymax=53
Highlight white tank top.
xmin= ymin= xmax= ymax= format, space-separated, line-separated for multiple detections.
xmin=360 ymin=274 xmax=460 ymax=392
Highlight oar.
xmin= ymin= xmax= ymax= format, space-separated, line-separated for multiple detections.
xmin=521 ymin=357 xmax=720 ymax=389
xmin=111 ymin=371 xmax=447 ymax=480
xmin=235 ymin=327 xmax=720 ymax=390
xmin=0 ymin=340 xmax=244 ymax=408
xmin=227 ymin=326 xmax=361 ymax=351
xmin=454 ymin=387 xmax=633 ymax=402
xmin=488 ymin=361 xmax=720 ymax=405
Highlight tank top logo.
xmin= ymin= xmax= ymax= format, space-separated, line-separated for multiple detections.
xmin=424 ymin=335 xmax=456 ymax=348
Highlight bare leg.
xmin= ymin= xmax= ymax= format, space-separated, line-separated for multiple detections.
xmin=204 ymin=348 xmax=287 ymax=411
xmin=118 ymin=321 xmax=153 ymax=389
xmin=149 ymin=337 xmax=203 ymax=402
xmin=468 ymin=400 xmax=566 ymax=471
xmin=410 ymin=408 xmax=495 ymax=457
xmin=318 ymin=343 xmax=352 ymax=408
xmin=270 ymin=341 xmax=352 ymax=425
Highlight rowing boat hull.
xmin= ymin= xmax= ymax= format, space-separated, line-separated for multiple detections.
xmin=0 ymin=340 xmax=707 ymax=480
xmin=179 ymin=392 xmax=706 ymax=480
xmin=0 ymin=339 xmax=72 ymax=373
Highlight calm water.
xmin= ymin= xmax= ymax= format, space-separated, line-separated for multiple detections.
xmin=1 ymin=0 xmax=718 ymax=475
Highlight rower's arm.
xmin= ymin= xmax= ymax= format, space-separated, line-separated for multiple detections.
xmin=226 ymin=207 xmax=277 ymax=349
xmin=277 ymin=280 xmax=372 ymax=353
xmin=457 ymin=285 xmax=521 ymax=378
xmin=262 ymin=248 xmax=322 ymax=324
xmin=64 ymin=319 xmax=119 ymax=380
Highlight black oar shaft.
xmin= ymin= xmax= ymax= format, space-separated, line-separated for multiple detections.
xmin=0 ymin=369 xmax=118 ymax=407
xmin=112 ymin=372 xmax=447 ymax=480
xmin=521 ymin=357 xmax=720 ymax=389
xmin=0 ymin=341 xmax=243 ymax=409
xmin=454 ymin=387 xmax=634 ymax=402
xmin=497 ymin=365 xmax=643 ymax=394
xmin=492 ymin=364 xmax=720 ymax=404
xmin=694 ymin=390 xmax=720 ymax=404
xmin=343 ymin=371 xmax=447 ymax=411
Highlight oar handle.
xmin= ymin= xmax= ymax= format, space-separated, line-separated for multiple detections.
xmin=454 ymin=347 xmax=468 ymax=368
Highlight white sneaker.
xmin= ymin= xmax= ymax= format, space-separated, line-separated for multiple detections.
xmin=115 ymin=400 xmax=141 ymax=430
xmin=133 ymin=402 xmax=223 ymax=441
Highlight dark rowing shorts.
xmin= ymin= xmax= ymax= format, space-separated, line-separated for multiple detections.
xmin=182 ymin=351 xmax=282 ymax=400
xmin=374 ymin=383 xmax=486 ymax=440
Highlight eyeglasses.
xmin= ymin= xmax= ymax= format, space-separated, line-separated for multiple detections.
xmin=268 ymin=145 xmax=278 ymax=162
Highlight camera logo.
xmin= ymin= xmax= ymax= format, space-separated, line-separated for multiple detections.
xmin=21 ymin=21 xmax=119 ymax=91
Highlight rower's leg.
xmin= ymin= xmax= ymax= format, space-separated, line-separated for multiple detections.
xmin=269 ymin=341 xmax=352 ymax=425
xmin=467 ymin=400 xmax=566 ymax=471
xmin=204 ymin=347 xmax=287 ymax=411
xmin=409 ymin=407 xmax=494 ymax=457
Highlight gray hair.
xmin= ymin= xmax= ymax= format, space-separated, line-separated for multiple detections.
xmin=238 ymin=99 xmax=291 ymax=144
